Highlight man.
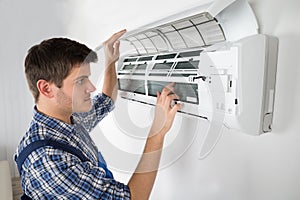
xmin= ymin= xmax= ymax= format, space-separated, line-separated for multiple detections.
xmin=14 ymin=29 xmax=181 ymax=199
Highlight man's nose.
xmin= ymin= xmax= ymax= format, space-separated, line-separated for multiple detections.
xmin=87 ymin=80 xmax=96 ymax=93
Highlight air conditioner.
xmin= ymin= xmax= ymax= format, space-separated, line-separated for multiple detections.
xmin=116 ymin=0 xmax=278 ymax=135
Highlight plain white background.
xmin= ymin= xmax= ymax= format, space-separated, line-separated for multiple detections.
xmin=0 ymin=0 xmax=300 ymax=199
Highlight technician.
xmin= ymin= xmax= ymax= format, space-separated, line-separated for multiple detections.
xmin=14 ymin=29 xmax=181 ymax=200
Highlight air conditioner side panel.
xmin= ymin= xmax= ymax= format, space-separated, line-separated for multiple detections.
xmin=224 ymin=34 xmax=278 ymax=135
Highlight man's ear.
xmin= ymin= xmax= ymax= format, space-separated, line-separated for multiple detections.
xmin=36 ymin=80 xmax=54 ymax=98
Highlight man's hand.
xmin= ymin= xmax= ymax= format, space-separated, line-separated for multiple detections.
xmin=102 ymin=29 xmax=126 ymax=101
xmin=150 ymin=83 xmax=181 ymax=137
xmin=102 ymin=29 xmax=127 ymax=67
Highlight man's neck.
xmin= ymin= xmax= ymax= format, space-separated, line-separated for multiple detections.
xmin=36 ymin=103 xmax=72 ymax=124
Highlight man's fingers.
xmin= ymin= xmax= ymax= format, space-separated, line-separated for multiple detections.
xmin=171 ymin=103 xmax=182 ymax=115
xmin=166 ymin=82 xmax=175 ymax=87
xmin=156 ymin=91 xmax=161 ymax=102
xmin=167 ymin=94 xmax=179 ymax=102
xmin=161 ymin=84 xmax=175 ymax=97
xmin=113 ymin=29 xmax=127 ymax=36
xmin=113 ymin=40 xmax=120 ymax=56
xmin=106 ymin=29 xmax=127 ymax=45
xmin=102 ymin=29 xmax=127 ymax=65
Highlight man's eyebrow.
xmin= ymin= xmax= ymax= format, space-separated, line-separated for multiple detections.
xmin=74 ymin=75 xmax=89 ymax=81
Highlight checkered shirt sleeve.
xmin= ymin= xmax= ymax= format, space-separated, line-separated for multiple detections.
xmin=72 ymin=93 xmax=115 ymax=132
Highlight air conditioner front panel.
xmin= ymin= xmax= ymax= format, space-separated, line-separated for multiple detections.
xmin=115 ymin=0 xmax=278 ymax=135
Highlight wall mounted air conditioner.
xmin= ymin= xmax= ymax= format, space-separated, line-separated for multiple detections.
xmin=116 ymin=0 xmax=278 ymax=135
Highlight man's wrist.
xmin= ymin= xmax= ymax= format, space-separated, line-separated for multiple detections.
xmin=105 ymin=61 xmax=116 ymax=69
xmin=148 ymin=128 xmax=166 ymax=142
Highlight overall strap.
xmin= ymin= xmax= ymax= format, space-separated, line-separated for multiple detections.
xmin=15 ymin=139 xmax=89 ymax=174
xmin=16 ymin=139 xmax=90 ymax=200
xmin=97 ymin=152 xmax=114 ymax=179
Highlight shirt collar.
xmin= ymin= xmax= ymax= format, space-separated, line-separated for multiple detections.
xmin=33 ymin=106 xmax=75 ymax=134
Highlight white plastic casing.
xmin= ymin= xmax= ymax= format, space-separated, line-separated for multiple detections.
xmin=115 ymin=0 xmax=278 ymax=135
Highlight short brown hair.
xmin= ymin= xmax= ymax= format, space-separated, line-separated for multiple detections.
xmin=24 ymin=38 xmax=98 ymax=103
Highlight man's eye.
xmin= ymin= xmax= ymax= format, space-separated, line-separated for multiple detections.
xmin=76 ymin=79 xmax=84 ymax=85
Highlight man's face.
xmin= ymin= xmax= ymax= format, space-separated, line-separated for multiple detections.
xmin=55 ymin=63 xmax=96 ymax=113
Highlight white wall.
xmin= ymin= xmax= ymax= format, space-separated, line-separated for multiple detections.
xmin=150 ymin=0 xmax=300 ymax=199
xmin=0 ymin=0 xmax=75 ymax=175
xmin=1 ymin=0 xmax=300 ymax=199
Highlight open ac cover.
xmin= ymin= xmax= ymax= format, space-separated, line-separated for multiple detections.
xmin=117 ymin=0 xmax=278 ymax=135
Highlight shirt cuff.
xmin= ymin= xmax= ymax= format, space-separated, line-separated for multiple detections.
xmin=95 ymin=93 xmax=115 ymax=112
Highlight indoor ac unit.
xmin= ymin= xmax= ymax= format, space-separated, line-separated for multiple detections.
xmin=116 ymin=0 xmax=278 ymax=135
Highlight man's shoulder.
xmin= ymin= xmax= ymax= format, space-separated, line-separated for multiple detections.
xmin=17 ymin=120 xmax=48 ymax=153
xmin=17 ymin=118 xmax=70 ymax=154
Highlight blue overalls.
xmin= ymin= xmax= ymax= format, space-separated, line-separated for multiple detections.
xmin=15 ymin=139 xmax=114 ymax=199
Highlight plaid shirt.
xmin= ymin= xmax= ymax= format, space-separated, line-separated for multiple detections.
xmin=14 ymin=93 xmax=131 ymax=200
